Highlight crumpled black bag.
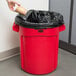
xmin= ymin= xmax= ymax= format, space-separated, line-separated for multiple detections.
xmin=15 ymin=10 xmax=64 ymax=29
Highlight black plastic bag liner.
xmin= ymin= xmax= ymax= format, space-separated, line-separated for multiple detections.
xmin=15 ymin=10 xmax=64 ymax=29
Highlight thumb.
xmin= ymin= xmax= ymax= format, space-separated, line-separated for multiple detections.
xmin=14 ymin=2 xmax=21 ymax=6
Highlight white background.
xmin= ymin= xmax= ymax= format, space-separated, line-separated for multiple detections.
xmin=0 ymin=0 xmax=48 ymax=52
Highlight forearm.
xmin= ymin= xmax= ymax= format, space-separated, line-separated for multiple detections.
xmin=15 ymin=5 xmax=27 ymax=15
xmin=6 ymin=0 xmax=27 ymax=15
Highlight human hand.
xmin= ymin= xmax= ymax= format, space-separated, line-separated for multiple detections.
xmin=7 ymin=0 xmax=20 ymax=11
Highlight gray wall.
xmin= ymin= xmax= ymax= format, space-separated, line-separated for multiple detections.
xmin=50 ymin=0 xmax=71 ymax=42
xmin=71 ymin=0 xmax=76 ymax=45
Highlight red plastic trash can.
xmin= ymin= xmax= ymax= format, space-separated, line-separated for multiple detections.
xmin=13 ymin=10 xmax=65 ymax=75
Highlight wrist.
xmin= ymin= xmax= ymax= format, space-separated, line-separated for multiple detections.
xmin=13 ymin=4 xmax=19 ymax=11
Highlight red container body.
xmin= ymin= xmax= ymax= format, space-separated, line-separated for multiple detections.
xmin=13 ymin=23 xmax=65 ymax=75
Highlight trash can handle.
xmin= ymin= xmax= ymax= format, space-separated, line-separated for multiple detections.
xmin=13 ymin=22 xmax=19 ymax=32
xmin=59 ymin=24 xmax=65 ymax=32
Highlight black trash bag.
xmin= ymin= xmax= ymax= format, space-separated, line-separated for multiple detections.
xmin=15 ymin=10 xmax=64 ymax=29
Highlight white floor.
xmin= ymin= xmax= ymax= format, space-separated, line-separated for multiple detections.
xmin=0 ymin=48 xmax=76 ymax=76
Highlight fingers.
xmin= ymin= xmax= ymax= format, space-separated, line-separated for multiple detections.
xmin=9 ymin=1 xmax=20 ymax=6
xmin=7 ymin=0 xmax=21 ymax=11
xmin=14 ymin=2 xmax=20 ymax=6
xmin=10 ymin=7 xmax=14 ymax=11
xmin=7 ymin=0 xmax=27 ymax=15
